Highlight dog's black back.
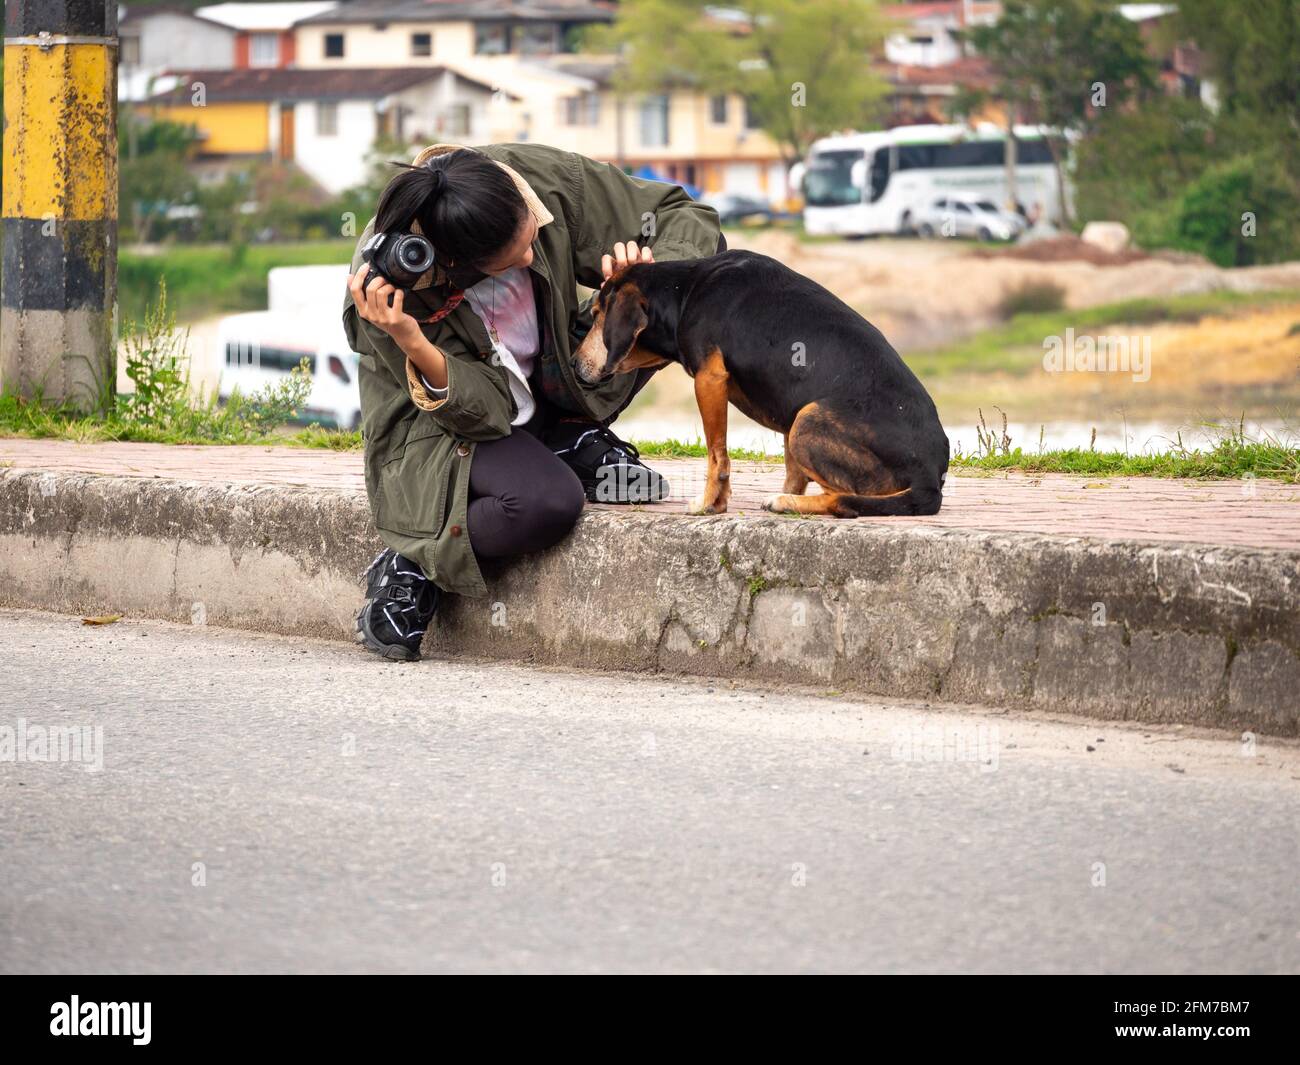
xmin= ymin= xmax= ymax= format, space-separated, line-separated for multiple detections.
xmin=629 ymin=250 xmax=949 ymax=496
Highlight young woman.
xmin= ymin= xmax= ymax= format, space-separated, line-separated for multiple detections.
xmin=344 ymin=143 xmax=722 ymax=661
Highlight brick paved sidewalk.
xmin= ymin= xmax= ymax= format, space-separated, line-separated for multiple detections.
xmin=2 ymin=437 xmax=1297 ymax=550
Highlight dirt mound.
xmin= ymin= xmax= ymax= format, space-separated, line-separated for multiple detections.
xmin=973 ymin=236 xmax=1153 ymax=266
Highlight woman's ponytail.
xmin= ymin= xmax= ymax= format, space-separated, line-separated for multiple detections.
xmin=374 ymin=149 xmax=527 ymax=272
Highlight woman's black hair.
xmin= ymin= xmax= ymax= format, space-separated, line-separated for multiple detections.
xmin=374 ymin=149 xmax=529 ymax=271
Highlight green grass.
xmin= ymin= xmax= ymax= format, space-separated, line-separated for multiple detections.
xmin=119 ymin=240 xmax=354 ymax=325
xmin=951 ymin=442 xmax=1299 ymax=481
xmin=0 ymin=392 xmax=365 ymax=449
xmin=952 ymin=417 xmax=1299 ymax=482
xmin=632 ymin=437 xmax=780 ymax=462
xmin=905 ymin=287 xmax=1300 ymax=379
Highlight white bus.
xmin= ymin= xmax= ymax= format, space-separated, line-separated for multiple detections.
xmin=801 ymin=123 xmax=1063 ymax=237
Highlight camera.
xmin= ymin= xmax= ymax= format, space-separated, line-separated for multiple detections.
xmin=359 ymin=230 xmax=436 ymax=288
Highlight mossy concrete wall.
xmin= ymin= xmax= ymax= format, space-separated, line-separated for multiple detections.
xmin=2 ymin=468 xmax=1296 ymax=735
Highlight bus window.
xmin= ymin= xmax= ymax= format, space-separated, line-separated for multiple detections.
xmin=803 ymin=150 xmax=864 ymax=207
xmin=1016 ymin=139 xmax=1055 ymax=164
xmin=868 ymin=151 xmax=891 ymax=203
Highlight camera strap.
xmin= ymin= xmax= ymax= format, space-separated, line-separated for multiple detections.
xmin=417 ymin=288 xmax=466 ymax=325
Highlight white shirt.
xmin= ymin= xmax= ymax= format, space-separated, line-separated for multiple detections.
xmin=422 ymin=266 xmax=540 ymax=427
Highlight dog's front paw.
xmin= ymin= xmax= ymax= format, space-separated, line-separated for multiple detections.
xmin=763 ymin=494 xmax=791 ymax=513
xmin=688 ymin=494 xmax=725 ymax=515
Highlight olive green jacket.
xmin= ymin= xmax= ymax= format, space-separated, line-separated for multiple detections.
xmin=342 ymin=142 xmax=721 ymax=597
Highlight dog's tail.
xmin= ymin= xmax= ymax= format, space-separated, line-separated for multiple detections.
xmin=829 ymin=481 xmax=943 ymax=517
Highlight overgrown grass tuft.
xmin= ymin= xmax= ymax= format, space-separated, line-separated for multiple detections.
xmin=0 ymin=283 xmax=330 ymax=446
xmin=996 ymin=279 xmax=1066 ymax=319
xmin=952 ymin=417 xmax=1299 ymax=482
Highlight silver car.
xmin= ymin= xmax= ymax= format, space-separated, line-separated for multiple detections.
xmin=910 ymin=194 xmax=1026 ymax=242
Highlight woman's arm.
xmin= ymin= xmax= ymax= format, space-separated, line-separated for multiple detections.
xmin=345 ymin=268 xmax=514 ymax=440
xmin=571 ymin=155 xmax=722 ymax=288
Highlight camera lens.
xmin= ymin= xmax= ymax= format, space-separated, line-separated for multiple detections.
xmin=395 ymin=235 xmax=434 ymax=276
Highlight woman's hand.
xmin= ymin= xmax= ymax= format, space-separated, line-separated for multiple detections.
xmin=348 ymin=267 xmax=447 ymax=390
xmin=348 ymin=268 xmax=420 ymax=344
xmin=601 ymin=241 xmax=654 ymax=284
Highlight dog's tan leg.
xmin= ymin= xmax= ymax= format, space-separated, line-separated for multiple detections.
xmin=688 ymin=348 xmax=731 ymax=514
xmin=782 ymin=432 xmax=809 ymax=495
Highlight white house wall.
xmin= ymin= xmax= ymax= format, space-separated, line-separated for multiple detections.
xmin=291 ymin=100 xmax=379 ymax=193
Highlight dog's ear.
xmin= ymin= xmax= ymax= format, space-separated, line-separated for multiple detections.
xmin=601 ymin=284 xmax=649 ymax=366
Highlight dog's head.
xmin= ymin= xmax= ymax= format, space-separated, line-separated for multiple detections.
xmin=574 ymin=267 xmax=667 ymax=384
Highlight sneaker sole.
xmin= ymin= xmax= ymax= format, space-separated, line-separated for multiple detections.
xmin=354 ymin=604 xmax=421 ymax=662
xmin=583 ymin=467 xmax=670 ymax=504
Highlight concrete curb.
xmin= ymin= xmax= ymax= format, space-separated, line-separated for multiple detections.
xmin=2 ymin=466 xmax=1297 ymax=735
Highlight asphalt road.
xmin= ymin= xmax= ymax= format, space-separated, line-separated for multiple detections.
xmin=1 ymin=608 xmax=1297 ymax=974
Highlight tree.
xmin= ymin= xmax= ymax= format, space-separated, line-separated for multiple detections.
xmin=118 ymin=112 xmax=200 ymax=244
xmin=590 ymin=0 xmax=889 ymax=166
xmin=1173 ymin=0 xmax=1300 ymax=163
xmin=1073 ymin=96 xmax=1218 ymax=223
xmin=965 ymin=0 xmax=1155 ymax=227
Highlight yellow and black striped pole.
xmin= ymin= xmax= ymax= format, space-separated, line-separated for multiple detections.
xmin=2 ymin=1 xmax=117 ymax=410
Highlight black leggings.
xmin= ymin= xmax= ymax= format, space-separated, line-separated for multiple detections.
xmin=467 ymin=424 xmax=585 ymax=558
xmin=467 ymin=232 xmax=728 ymax=559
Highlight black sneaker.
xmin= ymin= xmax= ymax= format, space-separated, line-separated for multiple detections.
xmin=354 ymin=548 xmax=440 ymax=661
xmin=547 ymin=422 xmax=670 ymax=503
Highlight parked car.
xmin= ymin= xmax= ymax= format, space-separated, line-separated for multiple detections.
xmin=910 ymin=193 xmax=1026 ymax=242
xmin=703 ymin=192 xmax=779 ymax=226
xmin=216 ymin=311 xmax=361 ymax=430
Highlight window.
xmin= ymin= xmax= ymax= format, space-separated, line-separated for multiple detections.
xmin=324 ymin=33 xmax=344 ymax=59
xmin=803 ymin=149 xmax=864 ymax=208
xmin=411 ymin=32 xmax=432 ymax=57
xmin=249 ymin=32 xmax=279 ymax=67
xmin=120 ymin=34 xmax=141 ymax=66
xmin=1016 ymin=139 xmax=1054 ymax=164
xmin=445 ymin=103 xmax=470 ymax=138
xmin=475 ymin=23 xmax=509 ymax=54
xmin=639 ymin=94 xmax=670 ymax=147
xmin=225 ymin=343 xmax=313 ymax=373
xmin=894 ymin=139 xmax=1053 ymax=171
xmin=517 ymin=22 xmax=558 ymax=55
xmin=560 ymin=91 xmax=600 ymax=127
xmin=709 ymin=94 xmax=728 ymax=124
xmin=743 ymin=97 xmax=762 ymax=130
xmin=327 ymin=355 xmax=351 ymax=384
xmin=316 ymin=101 xmax=338 ymax=136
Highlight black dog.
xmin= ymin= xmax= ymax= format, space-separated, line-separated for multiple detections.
xmin=574 ymin=250 xmax=949 ymax=517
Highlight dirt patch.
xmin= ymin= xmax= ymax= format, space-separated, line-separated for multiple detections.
xmin=727 ymin=230 xmax=1300 ymax=353
xmin=972 ymin=236 xmax=1155 ymax=267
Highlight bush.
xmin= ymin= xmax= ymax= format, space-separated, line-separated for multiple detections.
xmin=997 ymin=279 xmax=1066 ymax=319
xmin=113 ymin=283 xmax=313 ymax=441
xmin=1170 ymin=153 xmax=1300 ymax=267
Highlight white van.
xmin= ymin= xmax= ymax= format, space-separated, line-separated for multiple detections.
xmin=216 ymin=310 xmax=362 ymax=430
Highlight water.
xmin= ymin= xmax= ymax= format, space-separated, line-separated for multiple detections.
xmin=615 ymin=416 xmax=1294 ymax=458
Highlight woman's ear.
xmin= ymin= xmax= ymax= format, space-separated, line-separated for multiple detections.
xmin=601 ymin=285 xmax=649 ymax=366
